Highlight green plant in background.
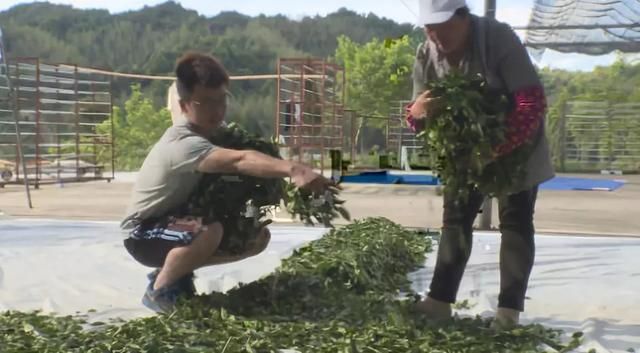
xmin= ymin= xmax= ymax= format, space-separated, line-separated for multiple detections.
xmin=41 ymin=84 xmax=168 ymax=172
xmin=335 ymin=35 xmax=415 ymax=155
xmin=4 ymin=3 xmax=640 ymax=174
xmin=418 ymin=72 xmax=533 ymax=201
xmin=92 ymin=84 xmax=172 ymax=171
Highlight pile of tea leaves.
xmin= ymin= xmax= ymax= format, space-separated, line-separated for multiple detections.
xmin=418 ymin=72 xmax=535 ymax=201
xmin=0 ymin=218 xmax=585 ymax=353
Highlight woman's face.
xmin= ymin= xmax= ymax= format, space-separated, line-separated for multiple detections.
xmin=424 ymin=15 xmax=470 ymax=55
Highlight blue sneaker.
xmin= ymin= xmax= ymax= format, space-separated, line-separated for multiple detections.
xmin=147 ymin=269 xmax=197 ymax=298
xmin=142 ymin=281 xmax=183 ymax=313
xmin=142 ymin=270 xmax=197 ymax=313
xmin=147 ymin=268 xmax=160 ymax=281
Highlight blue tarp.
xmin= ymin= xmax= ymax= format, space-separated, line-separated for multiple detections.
xmin=539 ymin=177 xmax=625 ymax=191
xmin=341 ymin=171 xmax=625 ymax=191
xmin=340 ymin=171 xmax=437 ymax=185
xmin=340 ymin=171 xmax=401 ymax=184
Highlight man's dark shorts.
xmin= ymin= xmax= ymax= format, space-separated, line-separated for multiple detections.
xmin=124 ymin=216 xmax=203 ymax=268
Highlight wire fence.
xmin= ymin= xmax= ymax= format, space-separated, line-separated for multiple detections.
xmin=555 ymin=100 xmax=640 ymax=173
xmin=0 ymin=58 xmax=114 ymax=187
xmin=344 ymin=99 xmax=640 ymax=174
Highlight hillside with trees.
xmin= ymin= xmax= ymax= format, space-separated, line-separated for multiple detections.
xmin=2 ymin=1 xmax=639 ymax=172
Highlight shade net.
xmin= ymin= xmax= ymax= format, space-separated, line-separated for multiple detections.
xmin=524 ymin=0 xmax=640 ymax=56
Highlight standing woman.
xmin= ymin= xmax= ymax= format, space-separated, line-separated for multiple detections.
xmin=407 ymin=0 xmax=555 ymax=328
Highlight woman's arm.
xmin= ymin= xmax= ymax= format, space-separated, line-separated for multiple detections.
xmin=492 ymin=23 xmax=547 ymax=156
xmin=494 ymin=85 xmax=547 ymax=156
xmin=406 ymin=42 xmax=429 ymax=132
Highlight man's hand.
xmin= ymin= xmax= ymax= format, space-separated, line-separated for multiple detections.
xmin=409 ymin=90 xmax=444 ymax=119
xmin=290 ymin=162 xmax=330 ymax=193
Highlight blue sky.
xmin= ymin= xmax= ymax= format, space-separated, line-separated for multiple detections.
xmin=0 ymin=0 xmax=621 ymax=71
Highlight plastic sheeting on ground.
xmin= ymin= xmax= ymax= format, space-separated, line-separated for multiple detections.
xmin=0 ymin=219 xmax=638 ymax=352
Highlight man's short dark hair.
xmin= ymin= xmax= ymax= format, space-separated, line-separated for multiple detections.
xmin=454 ymin=6 xmax=470 ymax=17
xmin=175 ymin=52 xmax=229 ymax=100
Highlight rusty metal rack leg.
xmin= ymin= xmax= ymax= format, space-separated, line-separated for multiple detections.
xmin=276 ymin=58 xmax=345 ymax=175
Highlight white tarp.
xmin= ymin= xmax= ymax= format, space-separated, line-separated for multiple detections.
xmin=0 ymin=219 xmax=638 ymax=352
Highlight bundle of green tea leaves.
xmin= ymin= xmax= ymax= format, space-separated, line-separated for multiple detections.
xmin=0 ymin=218 xmax=586 ymax=353
xmin=418 ymin=72 xmax=534 ymax=201
xmin=180 ymin=122 xmax=350 ymax=255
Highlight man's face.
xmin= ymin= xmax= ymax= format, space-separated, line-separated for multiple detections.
xmin=424 ymin=15 xmax=469 ymax=54
xmin=180 ymin=84 xmax=228 ymax=132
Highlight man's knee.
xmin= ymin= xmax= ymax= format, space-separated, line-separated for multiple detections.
xmin=197 ymin=222 xmax=224 ymax=251
xmin=260 ymin=227 xmax=271 ymax=244
xmin=251 ymin=227 xmax=271 ymax=255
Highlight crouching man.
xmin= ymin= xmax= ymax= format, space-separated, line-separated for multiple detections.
xmin=121 ymin=52 xmax=329 ymax=313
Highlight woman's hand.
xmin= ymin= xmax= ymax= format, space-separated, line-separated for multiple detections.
xmin=409 ymin=90 xmax=444 ymax=119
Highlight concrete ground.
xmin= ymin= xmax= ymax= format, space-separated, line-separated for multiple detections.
xmin=1 ymin=173 xmax=639 ymax=236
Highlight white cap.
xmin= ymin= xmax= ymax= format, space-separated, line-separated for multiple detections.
xmin=418 ymin=0 xmax=467 ymax=26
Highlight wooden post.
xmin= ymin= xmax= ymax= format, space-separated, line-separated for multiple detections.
xmin=606 ymin=100 xmax=614 ymax=171
xmin=0 ymin=30 xmax=33 ymax=208
xmin=559 ymin=100 xmax=567 ymax=172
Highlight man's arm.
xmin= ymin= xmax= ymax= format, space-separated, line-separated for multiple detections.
xmin=197 ymin=148 xmax=328 ymax=192
xmin=412 ymin=42 xmax=428 ymax=101
xmin=197 ymin=148 xmax=293 ymax=177
xmin=406 ymin=43 xmax=429 ymax=132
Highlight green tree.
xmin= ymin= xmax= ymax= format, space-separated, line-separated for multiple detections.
xmin=334 ymin=35 xmax=415 ymax=151
xmin=3 ymin=1 xmax=640 ymax=171
xmin=2 ymin=21 xmax=82 ymax=63
xmin=103 ymin=84 xmax=171 ymax=171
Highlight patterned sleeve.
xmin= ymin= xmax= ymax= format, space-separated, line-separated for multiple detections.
xmin=405 ymin=102 xmax=418 ymax=132
xmin=494 ymin=85 xmax=546 ymax=156
xmin=492 ymin=22 xmax=547 ymax=156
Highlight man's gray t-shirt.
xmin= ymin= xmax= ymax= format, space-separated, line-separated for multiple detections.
xmin=121 ymin=118 xmax=216 ymax=229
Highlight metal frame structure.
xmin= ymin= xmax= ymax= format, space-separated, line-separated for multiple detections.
xmin=387 ymin=100 xmax=423 ymax=168
xmin=0 ymin=29 xmax=32 ymax=207
xmin=0 ymin=58 xmax=114 ymax=188
xmin=348 ymin=113 xmax=391 ymax=168
xmin=338 ymin=102 xmax=424 ymax=170
xmin=275 ymin=58 xmax=345 ymax=173
xmin=342 ymin=109 xmax=358 ymax=164
xmin=556 ymin=100 xmax=640 ymax=172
